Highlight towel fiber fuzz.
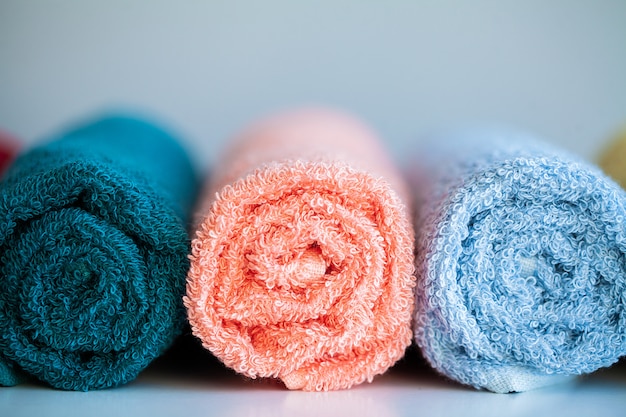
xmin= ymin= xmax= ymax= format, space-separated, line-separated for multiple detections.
xmin=0 ymin=115 xmax=197 ymax=390
xmin=408 ymin=130 xmax=626 ymax=393
xmin=185 ymin=108 xmax=415 ymax=391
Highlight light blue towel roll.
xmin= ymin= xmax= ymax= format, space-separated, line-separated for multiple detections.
xmin=407 ymin=129 xmax=626 ymax=393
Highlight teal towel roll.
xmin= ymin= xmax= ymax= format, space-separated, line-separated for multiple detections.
xmin=0 ymin=115 xmax=198 ymax=390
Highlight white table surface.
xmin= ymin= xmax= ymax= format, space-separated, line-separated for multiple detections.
xmin=2 ymin=336 xmax=625 ymax=417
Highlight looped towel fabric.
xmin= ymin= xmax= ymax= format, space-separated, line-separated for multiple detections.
xmin=185 ymin=108 xmax=415 ymax=391
xmin=0 ymin=130 xmax=20 ymax=177
xmin=408 ymin=129 xmax=626 ymax=393
xmin=0 ymin=115 xmax=198 ymax=390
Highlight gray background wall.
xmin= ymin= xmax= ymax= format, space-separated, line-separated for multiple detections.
xmin=1 ymin=0 xmax=625 ymax=168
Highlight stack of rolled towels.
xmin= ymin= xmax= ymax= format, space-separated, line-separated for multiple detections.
xmin=1 ymin=109 xmax=625 ymax=393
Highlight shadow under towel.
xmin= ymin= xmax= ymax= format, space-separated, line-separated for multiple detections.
xmin=0 ymin=115 xmax=198 ymax=390
xmin=408 ymin=129 xmax=626 ymax=393
xmin=185 ymin=108 xmax=415 ymax=391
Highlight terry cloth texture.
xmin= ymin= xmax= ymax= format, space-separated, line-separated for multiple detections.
xmin=185 ymin=108 xmax=415 ymax=391
xmin=598 ymin=127 xmax=626 ymax=189
xmin=0 ymin=130 xmax=20 ymax=177
xmin=0 ymin=115 xmax=198 ymax=390
xmin=408 ymin=129 xmax=626 ymax=393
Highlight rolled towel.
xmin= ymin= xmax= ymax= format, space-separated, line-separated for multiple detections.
xmin=0 ymin=115 xmax=198 ymax=390
xmin=185 ymin=108 xmax=415 ymax=391
xmin=408 ymin=129 xmax=626 ymax=393
xmin=0 ymin=129 xmax=20 ymax=177
xmin=598 ymin=126 xmax=626 ymax=189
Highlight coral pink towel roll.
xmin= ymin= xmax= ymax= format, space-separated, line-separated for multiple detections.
xmin=0 ymin=130 xmax=20 ymax=177
xmin=185 ymin=108 xmax=415 ymax=391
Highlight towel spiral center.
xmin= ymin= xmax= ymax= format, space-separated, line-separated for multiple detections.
xmin=1 ymin=208 xmax=147 ymax=354
xmin=248 ymin=245 xmax=328 ymax=290
xmin=287 ymin=247 xmax=327 ymax=286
